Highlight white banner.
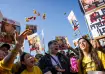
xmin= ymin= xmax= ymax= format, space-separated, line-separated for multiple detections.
xmin=68 ymin=11 xmax=79 ymax=31
xmin=85 ymin=7 xmax=105 ymax=38
xmin=27 ymin=33 xmax=42 ymax=51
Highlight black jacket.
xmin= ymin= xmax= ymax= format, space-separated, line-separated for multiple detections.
xmin=38 ymin=53 xmax=70 ymax=74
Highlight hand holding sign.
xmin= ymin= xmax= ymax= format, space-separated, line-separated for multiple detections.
xmin=16 ymin=29 xmax=32 ymax=48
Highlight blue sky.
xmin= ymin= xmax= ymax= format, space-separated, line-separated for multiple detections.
xmin=0 ymin=0 xmax=89 ymax=55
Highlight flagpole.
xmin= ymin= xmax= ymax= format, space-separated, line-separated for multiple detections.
xmin=41 ymin=29 xmax=46 ymax=54
xmin=43 ymin=38 xmax=46 ymax=54
xmin=42 ymin=34 xmax=46 ymax=54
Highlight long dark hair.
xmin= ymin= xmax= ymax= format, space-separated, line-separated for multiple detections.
xmin=1 ymin=21 xmax=6 ymax=32
xmin=78 ymin=38 xmax=104 ymax=74
xmin=91 ymin=39 xmax=105 ymax=53
xmin=15 ymin=52 xmax=27 ymax=74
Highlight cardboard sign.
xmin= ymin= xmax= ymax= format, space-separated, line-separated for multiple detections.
xmin=85 ymin=7 xmax=105 ymax=38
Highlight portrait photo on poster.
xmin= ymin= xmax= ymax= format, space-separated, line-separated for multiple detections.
xmin=79 ymin=0 xmax=105 ymax=13
xmin=0 ymin=17 xmax=21 ymax=44
xmin=26 ymin=24 xmax=37 ymax=36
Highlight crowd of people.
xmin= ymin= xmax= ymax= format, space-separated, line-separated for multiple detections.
xmin=0 ymin=30 xmax=105 ymax=74
xmin=0 ymin=11 xmax=105 ymax=74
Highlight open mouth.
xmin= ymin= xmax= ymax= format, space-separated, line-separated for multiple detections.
xmin=81 ymin=45 xmax=85 ymax=49
xmin=55 ymin=48 xmax=58 ymax=50
xmin=54 ymin=45 xmax=59 ymax=50
xmin=29 ymin=57 xmax=35 ymax=64
xmin=30 ymin=60 xmax=35 ymax=64
xmin=0 ymin=56 xmax=4 ymax=60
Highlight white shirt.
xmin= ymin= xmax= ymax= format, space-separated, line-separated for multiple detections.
xmin=51 ymin=54 xmax=62 ymax=68
xmin=51 ymin=55 xmax=62 ymax=74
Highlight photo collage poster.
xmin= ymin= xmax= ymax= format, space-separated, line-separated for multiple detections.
xmin=26 ymin=24 xmax=37 ymax=36
xmin=55 ymin=36 xmax=70 ymax=50
xmin=27 ymin=33 xmax=42 ymax=51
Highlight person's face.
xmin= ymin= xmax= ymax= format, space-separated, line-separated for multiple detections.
xmin=57 ymin=39 xmax=63 ymax=44
xmin=4 ymin=23 xmax=15 ymax=34
xmin=50 ymin=42 xmax=59 ymax=54
xmin=0 ymin=47 xmax=9 ymax=56
xmin=23 ymin=54 xmax=35 ymax=67
xmin=91 ymin=40 xmax=97 ymax=48
xmin=78 ymin=39 xmax=89 ymax=52
xmin=0 ymin=50 xmax=6 ymax=60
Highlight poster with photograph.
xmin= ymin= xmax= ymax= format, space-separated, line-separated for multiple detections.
xmin=68 ymin=11 xmax=79 ymax=31
xmin=79 ymin=0 xmax=105 ymax=13
xmin=26 ymin=24 xmax=37 ymax=35
xmin=85 ymin=7 xmax=105 ymax=38
xmin=0 ymin=17 xmax=21 ymax=44
xmin=27 ymin=33 xmax=42 ymax=51
xmin=55 ymin=36 xmax=70 ymax=50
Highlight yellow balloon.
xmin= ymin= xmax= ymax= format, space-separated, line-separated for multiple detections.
xmin=26 ymin=18 xmax=29 ymax=22
xmin=33 ymin=10 xmax=37 ymax=14
xmin=43 ymin=13 xmax=46 ymax=16
xmin=43 ymin=13 xmax=46 ymax=20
